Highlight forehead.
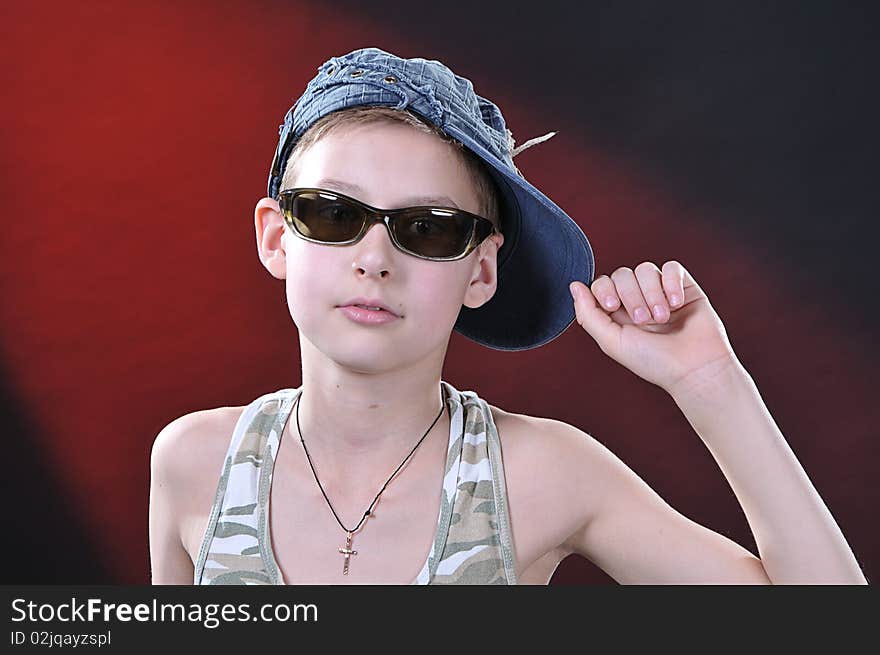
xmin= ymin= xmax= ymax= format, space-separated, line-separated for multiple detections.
xmin=290 ymin=121 xmax=481 ymax=212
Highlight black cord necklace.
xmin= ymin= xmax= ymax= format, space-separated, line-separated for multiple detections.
xmin=294 ymin=386 xmax=447 ymax=575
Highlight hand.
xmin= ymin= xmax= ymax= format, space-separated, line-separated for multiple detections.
xmin=569 ymin=260 xmax=740 ymax=396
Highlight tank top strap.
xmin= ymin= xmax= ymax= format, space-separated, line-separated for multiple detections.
xmin=193 ymin=388 xmax=300 ymax=584
xmin=425 ymin=382 xmax=518 ymax=584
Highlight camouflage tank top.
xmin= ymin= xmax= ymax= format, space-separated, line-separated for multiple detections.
xmin=193 ymin=379 xmax=518 ymax=585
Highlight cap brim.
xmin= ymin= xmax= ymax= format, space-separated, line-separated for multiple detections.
xmin=444 ymin=127 xmax=595 ymax=351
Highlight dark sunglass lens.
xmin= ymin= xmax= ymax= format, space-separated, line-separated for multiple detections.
xmin=394 ymin=211 xmax=473 ymax=258
xmin=286 ymin=192 xmax=364 ymax=242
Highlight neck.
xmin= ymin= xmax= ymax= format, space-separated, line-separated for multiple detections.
xmin=290 ymin=336 xmax=450 ymax=487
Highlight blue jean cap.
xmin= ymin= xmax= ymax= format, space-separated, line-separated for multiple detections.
xmin=267 ymin=47 xmax=595 ymax=351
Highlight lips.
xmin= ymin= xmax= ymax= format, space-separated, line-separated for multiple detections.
xmin=337 ymin=297 xmax=400 ymax=317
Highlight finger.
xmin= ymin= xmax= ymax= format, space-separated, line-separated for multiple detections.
xmin=634 ymin=261 xmax=669 ymax=323
xmin=589 ymin=275 xmax=621 ymax=311
xmin=610 ymin=267 xmax=652 ymax=324
xmin=661 ymin=260 xmax=687 ymax=307
xmin=569 ymin=281 xmax=621 ymax=354
xmin=665 ymin=260 xmax=708 ymax=306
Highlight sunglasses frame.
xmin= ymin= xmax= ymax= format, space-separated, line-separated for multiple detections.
xmin=277 ymin=187 xmax=499 ymax=262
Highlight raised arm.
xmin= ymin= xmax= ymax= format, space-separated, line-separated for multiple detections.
xmin=564 ymin=260 xmax=867 ymax=584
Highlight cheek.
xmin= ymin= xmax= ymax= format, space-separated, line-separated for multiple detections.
xmin=406 ymin=266 xmax=472 ymax=327
xmin=282 ymin=243 xmax=336 ymax=322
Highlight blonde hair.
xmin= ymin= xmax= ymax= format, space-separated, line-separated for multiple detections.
xmin=280 ymin=105 xmax=502 ymax=232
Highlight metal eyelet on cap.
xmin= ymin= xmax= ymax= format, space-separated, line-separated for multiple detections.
xmin=383 ymin=75 xmax=398 ymax=83
xmin=350 ymin=70 xmax=363 ymax=77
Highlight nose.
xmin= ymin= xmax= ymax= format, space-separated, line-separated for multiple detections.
xmin=352 ymin=220 xmax=395 ymax=278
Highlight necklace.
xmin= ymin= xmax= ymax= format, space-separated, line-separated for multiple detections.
xmin=294 ymin=387 xmax=447 ymax=576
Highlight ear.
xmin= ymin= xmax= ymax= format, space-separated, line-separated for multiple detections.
xmin=255 ymin=197 xmax=287 ymax=280
xmin=462 ymin=231 xmax=505 ymax=309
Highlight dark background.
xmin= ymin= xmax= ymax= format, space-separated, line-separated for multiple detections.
xmin=1 ymin=1 xmax=876 ymax=584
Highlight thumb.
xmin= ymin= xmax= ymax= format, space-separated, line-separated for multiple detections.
xmin=569 ymin=281 xmax=620 ymax=354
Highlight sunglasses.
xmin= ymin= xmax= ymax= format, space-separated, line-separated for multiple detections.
xmin=277 ymin=188 xmax=498 ymax=261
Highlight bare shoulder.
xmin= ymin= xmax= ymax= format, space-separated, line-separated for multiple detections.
xmin=487 ymin=401 xmax=606 ymax=483
xmin=487 ymin=402 xmax=589 ymax=444
xmin=484 ymin=402 xmax=608 ymax=564
xmin=150 ymin=405 xmax=246 ymax=493
xmin=149 ymin=404 xmax=246 ymax=584
xmin=491 ymin=402 xmax=642 ymax=513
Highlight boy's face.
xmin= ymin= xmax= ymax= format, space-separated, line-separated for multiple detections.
xmin=255 ymin=121 xmax=505 ymax=373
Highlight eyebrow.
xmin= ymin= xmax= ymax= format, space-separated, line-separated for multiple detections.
xmin=311 ymin=178 xmax=461 ymax=210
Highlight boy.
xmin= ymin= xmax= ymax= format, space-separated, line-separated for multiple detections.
xmin=149 ymin=47 xmax=866 ymax=584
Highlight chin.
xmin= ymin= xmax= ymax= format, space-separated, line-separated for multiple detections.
xmin=318 ymin=334 xmax=407 ymax=371
xmin=330 ymin=351 xmax=407 ymax=375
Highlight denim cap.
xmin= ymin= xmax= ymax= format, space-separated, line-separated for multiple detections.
xmin=267 ymin=47 xmax=595 ymax=351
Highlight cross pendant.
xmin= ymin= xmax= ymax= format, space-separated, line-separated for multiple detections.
xmin=338 ymin=531 xmax=358 ymax=575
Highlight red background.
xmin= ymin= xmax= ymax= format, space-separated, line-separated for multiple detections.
xmin=2 ymin=1 xmax=877 ymax=584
